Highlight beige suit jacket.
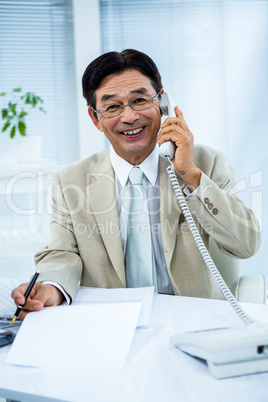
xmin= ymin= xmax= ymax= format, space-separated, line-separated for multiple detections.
xmin=35 ymin=145 xmax=261 ymax=301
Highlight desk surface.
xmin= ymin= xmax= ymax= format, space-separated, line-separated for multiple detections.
xmin=1 ymin=294 xmax=268 ymax=402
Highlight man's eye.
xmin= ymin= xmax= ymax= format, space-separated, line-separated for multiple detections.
xmin=132 ymin=97 xmax=147 ymax=104
xmin=104 ymin=104 xmax=121 ymax=112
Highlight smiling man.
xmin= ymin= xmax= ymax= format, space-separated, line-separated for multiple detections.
xmin=88 ymin=71 xmax=162 ymax=165
xmin=12 ymin=49 xmax=261 ymax=318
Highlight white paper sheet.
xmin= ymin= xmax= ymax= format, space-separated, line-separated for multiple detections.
xmin=6 ymin=302 xmax=142 ymax=370
xmin=74 ymin=286 xmax=154 ymax=329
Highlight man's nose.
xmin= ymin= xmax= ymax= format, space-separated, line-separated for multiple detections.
xmin=119 ymin=105 xmax=140 ymax=122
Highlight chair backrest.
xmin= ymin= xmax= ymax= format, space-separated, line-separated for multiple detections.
xmin=209 ymin=237 xmax=242 ymax=296
xmin=208 ymin=166 xmax=267 ymax=303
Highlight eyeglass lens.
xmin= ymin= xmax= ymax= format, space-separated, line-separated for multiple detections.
xmin=99 ymin=95 xmax=157 ymax=117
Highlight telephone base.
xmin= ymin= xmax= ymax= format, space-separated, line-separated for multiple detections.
xmin=207 ymin=355 xmax=268 ymax=379
xmin=170 ymin=323 xmax=268 ymax=379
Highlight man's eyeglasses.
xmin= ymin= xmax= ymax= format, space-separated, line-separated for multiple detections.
xmin=93 ymin=92 xmax=160 ymax=118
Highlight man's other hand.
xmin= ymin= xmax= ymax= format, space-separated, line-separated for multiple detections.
xmin=11 ymin=282 xmax=65 ymax=320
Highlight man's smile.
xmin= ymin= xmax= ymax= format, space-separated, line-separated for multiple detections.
xmin=121 ymin=127 xmax=144 ymax=136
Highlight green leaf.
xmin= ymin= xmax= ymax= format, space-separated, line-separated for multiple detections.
xmin=8 ymin=102 xmax=16 ymax=115
xmin=19 ymin=111 xmax=27 ymax=118
xmin=13 ymin=88 xmax=22 ymax=92
xmin=10 ymin=125 xmax=16 ymax=138
xmin=2 ymin=121 xmax=11 ymax=132
xmin=0 ymin=92 xmax=7 ymax=96
xmin=18 ymin=121 xmax=26 ymax=136
xmin=1 ymin=108 xmax=9 ymax=118
xmin=10 ymin=103 xmax=16 ymax=115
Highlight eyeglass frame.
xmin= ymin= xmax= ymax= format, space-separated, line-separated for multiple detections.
xmin=92 ymin=92 xmax=161 ymax=119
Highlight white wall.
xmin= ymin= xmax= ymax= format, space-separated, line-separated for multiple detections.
xmin=72 ymin=0 xmax=106 ymax=159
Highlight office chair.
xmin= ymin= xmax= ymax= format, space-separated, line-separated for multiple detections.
xmin=208 ymin=166 xmax=266 ymax=304
xmin=209 ymin=237 xmax=266 ymax=304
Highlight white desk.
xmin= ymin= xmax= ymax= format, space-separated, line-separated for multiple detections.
xmin=1 ymin=295 xmax=268 ymax=402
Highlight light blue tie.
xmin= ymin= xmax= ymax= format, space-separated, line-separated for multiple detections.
xmin=125 ymin=167 xmax=154 ymax=288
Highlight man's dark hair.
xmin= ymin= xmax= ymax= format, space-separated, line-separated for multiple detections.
xmin=82 ymin=49 xmax=163 ymax=115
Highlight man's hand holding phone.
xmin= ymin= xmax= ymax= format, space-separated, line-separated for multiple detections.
xmin=157 ymin=105 xmax=201 ymax=192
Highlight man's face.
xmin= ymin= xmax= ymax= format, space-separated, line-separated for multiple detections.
xmin=88 ymin=70 xmax=162 ymax=165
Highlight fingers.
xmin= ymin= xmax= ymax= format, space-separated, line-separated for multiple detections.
xmin=11 ymin=282 xmax=64 ymax=321
xmin=11 ymin=282 xmax=29 ymax=306
xmin=175 ymin=106 xmax=189 ymax=131
xmin=12 ymin=282 xmax=45 ymax=311
xmin=157 ymin=106 xmax=192 ymax=144
xmin=158 ymin=124 xmax=188 ymax=143
xmin=161 ymin=106 xmax=189 ymax=130
xmin=11 ymin=283 xmax=42 ymax=321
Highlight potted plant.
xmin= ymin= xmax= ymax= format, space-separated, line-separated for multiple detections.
xmin=0 ymin=88 xmax=46 ymax=162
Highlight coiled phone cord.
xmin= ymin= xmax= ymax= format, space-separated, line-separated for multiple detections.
xmin=166 ymin=161 xmax=254 ymax=326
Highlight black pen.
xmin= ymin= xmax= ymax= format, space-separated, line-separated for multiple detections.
xmin=10 ymin=271 xmax=40 ymax=326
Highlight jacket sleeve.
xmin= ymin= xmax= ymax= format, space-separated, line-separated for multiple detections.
xmin=186 ymin=149 xmax=261 ymax=258
xmin=34 ymin=171 xmax=83 ymax=301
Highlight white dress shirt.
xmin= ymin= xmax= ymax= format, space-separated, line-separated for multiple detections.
xmin=110 ymin=145 xmax=174 ymax=294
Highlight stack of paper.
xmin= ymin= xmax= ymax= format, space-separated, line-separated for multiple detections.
xmin=6 ymin=302 xmax=142 ymax=370
xmin=6 ymin=287 xmax=155 ymax=370
xmin=74 ymin=286 xmax=155 ymax=328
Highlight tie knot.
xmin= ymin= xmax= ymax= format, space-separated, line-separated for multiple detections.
xmin=129 ymin=167 xmax=143 ymax=185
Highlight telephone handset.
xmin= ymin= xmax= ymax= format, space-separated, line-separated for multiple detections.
xmin=159 ymin=92 xmax=176 ymax=159
xmin=161 ymin=94 xmax=268 ymax=378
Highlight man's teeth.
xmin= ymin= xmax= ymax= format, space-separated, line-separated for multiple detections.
xmin=123 ymin=128 xmax=143 ymax=135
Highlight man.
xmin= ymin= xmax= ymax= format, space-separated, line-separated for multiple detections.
xmin=12 ymin=49 xmax=261 ymax=319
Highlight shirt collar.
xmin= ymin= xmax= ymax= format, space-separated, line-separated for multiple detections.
xmin=110 ymin=144 xmax=159 ymax=187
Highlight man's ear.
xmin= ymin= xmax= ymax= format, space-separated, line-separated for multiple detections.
xmin=88 ymin=107 xmax=103 ymax=132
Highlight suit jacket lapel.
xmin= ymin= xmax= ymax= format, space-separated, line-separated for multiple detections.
xmin=87 ymin=150 xmax=126 ymax=287
xmin=159 ymin=157 xmax=183 ymax=270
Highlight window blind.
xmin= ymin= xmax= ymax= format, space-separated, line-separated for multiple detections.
xmin=0 ymin=0 xmax=78 ymax=164
xmin=99 ymin=0 xmax=268 ymax=279
xmin=0 ymin=0 xmax=78 ymax=279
